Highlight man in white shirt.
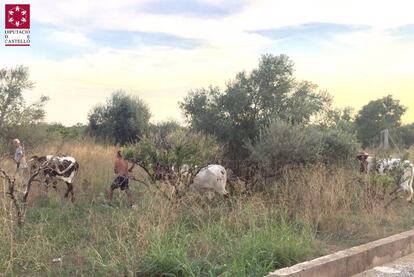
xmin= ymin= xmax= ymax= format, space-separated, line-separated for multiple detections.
xmin=13 ymin=138 xmax=27 ymax=170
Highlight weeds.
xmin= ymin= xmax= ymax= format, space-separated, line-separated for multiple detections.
xmin=1 ymin=141 xmax=414 ymax=276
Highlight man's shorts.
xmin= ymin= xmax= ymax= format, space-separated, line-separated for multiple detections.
xmin=111 ymin=176 xmax=129 ymax=190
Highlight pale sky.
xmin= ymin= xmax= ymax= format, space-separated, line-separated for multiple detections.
xmin=1 ymin=0 xmax=414 ymax=125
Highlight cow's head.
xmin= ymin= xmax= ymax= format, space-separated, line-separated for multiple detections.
xmin=27 ymin=155 xmax=44 ymax=170
xmin=26 ymin=156 xmax=51 ymax=182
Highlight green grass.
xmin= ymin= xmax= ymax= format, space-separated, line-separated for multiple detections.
xmin=0 ymin=191 xmax=321 ymax=277
xmin=2 ymin=141 xmax=414 ymax=276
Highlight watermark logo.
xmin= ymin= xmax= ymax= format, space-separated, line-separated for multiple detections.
xmin=5 ymin=4 xmax=30 ymax=46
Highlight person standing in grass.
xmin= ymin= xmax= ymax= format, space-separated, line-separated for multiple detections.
xmin=12 ymin=138 xmax=29 ymax=188
xmin=13 ymin=138 xmax=27 ymax=172
xmin=108 ymin=150 xmax=136 ymax=208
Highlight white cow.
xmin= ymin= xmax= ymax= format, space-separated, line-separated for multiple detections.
xmin=189 ymin=164 xmax=229 ymax=198
xmin=376 ymin=158 xmax=411 ymax=174
xmin=377 ymin=159 xmax=414 ymax=207
xmin=399 ymin=165 xmax=414 ymax=201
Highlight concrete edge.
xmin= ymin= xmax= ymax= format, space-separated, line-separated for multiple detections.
xmin=267 ymin=229 xmax=414 ymax=277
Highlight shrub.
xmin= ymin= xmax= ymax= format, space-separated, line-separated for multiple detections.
xmin=122 ymin=129 xmax=221 ymax=179
xmin=398 ymin=123 xmax=414 ymax=148
xmin=247 ymin=120 xmax=322 ymax=170
xmin=319 ymin=127 xmax=359 ymax=163
xmin=248 ymin=120 xmax=359 ymax=171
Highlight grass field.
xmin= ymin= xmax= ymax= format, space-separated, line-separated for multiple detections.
xmin=1 ymin=141 xmax=414 ymax=276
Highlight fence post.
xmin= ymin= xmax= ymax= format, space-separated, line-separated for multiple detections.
xmin=380 ymin=129 xmax=389 ymax=150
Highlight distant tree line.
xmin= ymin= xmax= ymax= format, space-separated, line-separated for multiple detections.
xmin=1 ymin=56 xmax=413 ymax=168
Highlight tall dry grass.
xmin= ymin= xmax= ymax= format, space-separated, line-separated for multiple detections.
xmin=270 ymin=164 xmax=414 ymax=244
xmin=0 ymin=141 xmax=413 ymax=276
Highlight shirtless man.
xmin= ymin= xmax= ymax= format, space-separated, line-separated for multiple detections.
xmin=108 ymin=151 xmax=135 ymax=208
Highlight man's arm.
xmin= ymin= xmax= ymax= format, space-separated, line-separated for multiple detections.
xmin=114 ymin=160 xmax=118 ymax=174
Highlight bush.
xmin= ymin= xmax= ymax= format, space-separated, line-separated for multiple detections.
xmin=319 ymin=127 xmax=359 ymax=163
xmin=398 ymin=123 xmax=414 ymax=148
xmin=248 ymin=120 xmax=322 ymax=170
xmin=122 ymin=129 xmax=221 ymax=179
xmin=248 ymin=120 xmax=359 ymax=170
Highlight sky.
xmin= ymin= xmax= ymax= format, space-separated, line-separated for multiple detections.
xmin=1 ymin=0 xmax=414 ymax=126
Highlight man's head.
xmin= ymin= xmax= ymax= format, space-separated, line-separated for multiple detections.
xmin=116 ymin=150 xmax=123 ymax=159
xmin=12 ymin=138 xmax=20 ymax=148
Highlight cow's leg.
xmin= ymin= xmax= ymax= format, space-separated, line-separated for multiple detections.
xmin=385 ymin=187 xmax=403 ymax=208
xmin=52 ymin=180 xmax=58 ymax=191
xmin=42 ymin=179 xmax=50 ymax=198
xmin=64 ymin=182 xmax=75 ymax=202
xmin=407 ymin=187 xmax=413 ymax=202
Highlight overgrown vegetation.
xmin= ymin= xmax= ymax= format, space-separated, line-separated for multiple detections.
xmin=248 ymin=120 xmax=359 ymax=171
xmin=2 ymin=141 xmax=414 ymax=276
xmin=180 ymin=54 xmax=333 ymax=164
xmin=1 ymin=56 xmax=414 ymax=276
xmin=122 ymin=128 xmax=220 ymax=181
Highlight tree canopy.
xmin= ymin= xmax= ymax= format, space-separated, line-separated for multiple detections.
xmin=87 ymin=91 xmax=151 ymax=144
xmin=355 ymin=95 xmax=406 ymax=148
xmin=180 ymin=54 xmax=332 ymax=162
xmin=0 ymin=66 xmax=48 ymax=133
xmin=0 ymin=66 xmax=49 ymax=152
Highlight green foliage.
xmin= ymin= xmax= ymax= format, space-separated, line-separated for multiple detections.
xmin=0 ymin=194 xmax=320 ymax=277
xmin=139 ymin=228 xmax=196 ymax=276
xmin=368 ymin=159 xmax=412 ymax=193
xmin=138 ymin=207 xmax=320 ymax=277
xmin=248 ymin=120 xmax=359 ymax=170
xmin=2 ymin=124 xmax=57 ymax=154
xmin=355 ymin=95 xmax=406 ymax=148
xmin=248 ymin=120 xmax=322 ymax=169
xmin=319 ymin=127 xmax=360 ymax=163
xmin=322 ymin=107 xmax=356 ymax=133
xmin=46 ymin=123 xmax=86 ymax=140
xmin=388 ymin=161 xmax=412 ymax=185
xmin=180 ymin=54 xmax=332 ymax=162
xmin=0 ymin=66 xmax=49 ymax=141
xmin=370 ymin=172 xmax=398 ymax=191
xmin=398 ymin=123 xmax=414 ymax=148
xmin=149 ymin=120 xmax=182 ymax=144
xmin=122 ymin=129 xmax=220 ymax=179
xmin=147 ymin=120 xmax=183 ymax=152
xmin=87 ymin=91 xmax=151 ymax=144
